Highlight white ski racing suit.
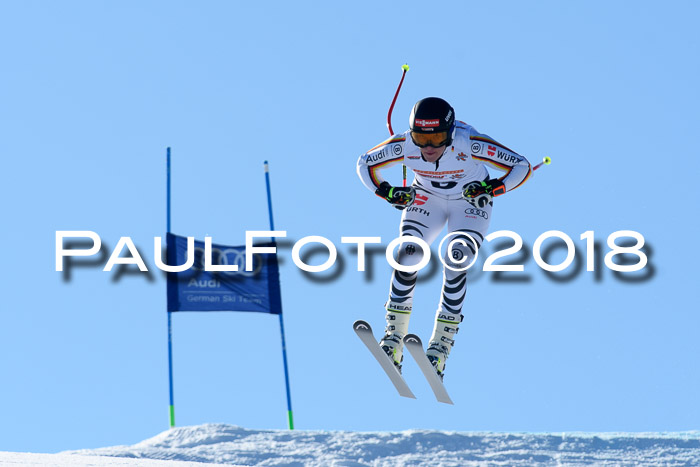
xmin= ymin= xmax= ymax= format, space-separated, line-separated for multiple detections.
xmin=356 ymin=121 xmax=531 ymax=365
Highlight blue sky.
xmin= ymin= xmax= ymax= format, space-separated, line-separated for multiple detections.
xmin=1 ymin=0 xmax=699 ymax=453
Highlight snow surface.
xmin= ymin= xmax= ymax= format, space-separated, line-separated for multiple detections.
xmin=0 ymin=450 xmax=216 ymax=466
xmin=53 ymin=423 xmax=700 ymax=466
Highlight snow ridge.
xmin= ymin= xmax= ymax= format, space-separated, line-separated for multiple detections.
xmin=67 ymin=423 xmax=700 ymax=466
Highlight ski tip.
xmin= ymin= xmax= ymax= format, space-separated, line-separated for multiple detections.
xmin=353 ymin=320 xmax=371 ymax=331
xmin=403 ymin=334 xmax=422 ymax=346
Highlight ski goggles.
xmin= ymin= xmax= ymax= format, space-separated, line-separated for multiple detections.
xmin=410 ymin=131 xmax=449 ymax=148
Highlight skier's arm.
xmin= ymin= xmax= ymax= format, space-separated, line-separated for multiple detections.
xmin=469 ymin=129 xmax=531 ymax=192
xmin=356 ymin=135 xmax=406 ymax=192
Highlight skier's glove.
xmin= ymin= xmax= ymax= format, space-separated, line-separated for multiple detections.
xmin=462 ymin=179 xmax=506 ymax=208
xmin=375 ymin=181 xmax=416 ymax=210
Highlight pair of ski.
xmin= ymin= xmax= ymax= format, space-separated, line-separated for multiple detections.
xmin=353 ymin=320 xmax=453 ymax=405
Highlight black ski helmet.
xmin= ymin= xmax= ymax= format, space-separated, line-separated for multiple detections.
xmin=409 ymin=97 xmax=455 ymax=145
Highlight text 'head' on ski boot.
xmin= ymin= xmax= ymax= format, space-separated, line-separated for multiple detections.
xmin=426 ymin=312 xmax=462 ymax=380
xmin=379 ymin=302 xmax=412 ymax=373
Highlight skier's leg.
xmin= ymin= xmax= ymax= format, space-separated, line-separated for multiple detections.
xmin=380 ymin=189 xmax=446 ymax=370
xmin=426 ymin=199 xmax=492 ymax=377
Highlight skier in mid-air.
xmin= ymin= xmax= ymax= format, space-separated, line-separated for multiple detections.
xmin=357 ymin=97 xmax=531 ymax=379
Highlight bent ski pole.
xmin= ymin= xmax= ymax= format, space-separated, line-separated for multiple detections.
xmin=387 ymin=64 xmax=409 ymax=186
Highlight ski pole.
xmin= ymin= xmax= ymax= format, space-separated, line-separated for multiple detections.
xmin=532 ymin=156 xmax=552 ymax=172
xmin=387 ymin=64 xmax=409 ymax=186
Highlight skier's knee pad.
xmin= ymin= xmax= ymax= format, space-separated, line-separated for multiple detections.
xmin=442 ymin=234 xmax=477 ymax=270
xmin=394 ymin=236 xmax=429 ymax=268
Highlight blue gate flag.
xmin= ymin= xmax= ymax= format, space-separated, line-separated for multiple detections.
xmin=166 ymin=233 xmax=282 ymax=314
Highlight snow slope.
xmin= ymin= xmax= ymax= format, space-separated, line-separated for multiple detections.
xmin=56 ymin=423 xmax=700 ymax=466
xmin=0 ymin=451 xmax=218 ymax=466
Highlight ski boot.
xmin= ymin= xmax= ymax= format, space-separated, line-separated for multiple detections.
xmin=378 ymin=303 xmax=411 ymax=373
xmin=426 ymin=312 xmax=462 ymax=380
